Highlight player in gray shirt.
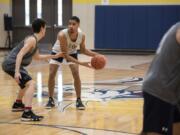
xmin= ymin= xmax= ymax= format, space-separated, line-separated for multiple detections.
xmin=2 ymin=18 xmax=63 ymax=121
xmin=141 ymin=22 xmax=180 ymax=135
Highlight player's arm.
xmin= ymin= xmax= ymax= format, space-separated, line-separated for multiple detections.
xmin=80 ymin=34 xmax=99 ymax=57
xmin=176 ymin=28 xmax=180 ymax=45
xmin=58 ymin=32 xmax=91 ymax=68
xmin=33 ymin=49 xmax=63 ymax=60
xmin=15 ymin=37 xmax=35 ymax=83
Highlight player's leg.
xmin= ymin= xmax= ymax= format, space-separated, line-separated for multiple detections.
xmin=23 ymin=80 xmax=35 ymax=107
xmin=69 ymin=64 xmax=81 ymax=98
xmin=12 ymin=88 xmax=26 ymax=112
xmin=2 ymin=69 xmax=26 ymax=112
xmin=21 ymin=79 xmax=44 ymax=121
xmin=16 ymin=89 xmax=25 ymax=100
xmin=2 ymin=65 xmax=26 ymax=112
xmin=17 ymin=69 xmax=44 ymax=121
xmin=69 ymin=63 xmax=85 ymax=110
xmin=141 ymin=91 xmax=174 ymax=135
xmin=48 ymin=64 xmax=59 ymax=98
xmin=46 ymin=55 xmax=63 ymax=109
xmin=46 ymin=63 xmax=59 ymax=108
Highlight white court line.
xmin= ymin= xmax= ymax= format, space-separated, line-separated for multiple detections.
xmin=57 ymin=67 xmax=63 ymax=102
xmin=37 ymin=72 xmax=42 ymax=102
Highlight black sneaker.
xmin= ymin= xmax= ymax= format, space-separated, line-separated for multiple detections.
xmin=45 ymin=97 xmax=55 ymax=109
xmin=21 ymin=110 xmax=44 ymax=121
xmin=76 ymin=99 xmax=85 ymax=110
xmin=12 ymin=102 xmax=25 ymax=112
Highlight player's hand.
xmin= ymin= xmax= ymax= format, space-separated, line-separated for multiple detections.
xmin=14 ymin=72 xmax=21 ymax=84
xmin=53 ymin=52 xmax=64 ymax=59
xmin=80 ymin=62 xmax=93 ymax=68
xmin=95 ymin=54 xmax=105 ymax=58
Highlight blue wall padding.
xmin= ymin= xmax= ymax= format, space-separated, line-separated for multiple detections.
xmin=95 ymin=5 xmax=180 ymax=50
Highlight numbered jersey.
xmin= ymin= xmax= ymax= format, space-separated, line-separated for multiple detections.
xmin=52 ymin=28 xmax=83 ymax=54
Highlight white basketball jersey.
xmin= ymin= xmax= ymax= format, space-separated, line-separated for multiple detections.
xmin=52 ymin=28 xmax=83 ymax=54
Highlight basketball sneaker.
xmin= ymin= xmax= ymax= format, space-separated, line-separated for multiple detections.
xmin=21 ymin=110 xmax=44 ymax=121
xmin=45 ymin=97 xmax=55 ymax=109
xmin=12 ymin=102 xmax=25 ymax=112
xmin=76 ymin=98 xmax=85 ymax=110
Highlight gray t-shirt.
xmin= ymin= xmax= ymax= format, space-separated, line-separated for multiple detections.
xmin=2 ymin=35 xmax=38 ymax=71
xmin=143 ymin=22 xmax=180 ymax=105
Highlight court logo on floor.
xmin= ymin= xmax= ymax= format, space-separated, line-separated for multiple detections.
xmin=35 ymin=77 xmax=143 ymax=101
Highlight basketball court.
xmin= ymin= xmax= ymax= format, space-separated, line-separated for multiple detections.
xmin=0 ymin=0 xmax=180 ymax=135
xmin=0 ymin=52 xmax=153 ymax=134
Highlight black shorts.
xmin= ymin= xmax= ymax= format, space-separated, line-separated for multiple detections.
xmin=2 ymin=65 xmax=32 ymax=89
xmin=142 ymin=92 xmax=180 ymax=135
xmin=51 ymin=52 xmax=78 ymax=63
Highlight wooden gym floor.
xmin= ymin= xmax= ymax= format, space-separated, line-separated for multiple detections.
xmin=0 ymin=51 xmax=154 ymax=135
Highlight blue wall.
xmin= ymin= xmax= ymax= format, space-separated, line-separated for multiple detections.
xmin=95 ymin=5 xmax=180 ymax=51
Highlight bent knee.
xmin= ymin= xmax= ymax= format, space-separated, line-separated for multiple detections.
xmin=26 ymin=80 xmax=35 ymax=87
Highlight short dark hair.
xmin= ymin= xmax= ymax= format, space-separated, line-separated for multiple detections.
xmin=32 ymin=18 xmax=46 ymax=33
xmin=70 ymin=16 xmax=80 ymax=23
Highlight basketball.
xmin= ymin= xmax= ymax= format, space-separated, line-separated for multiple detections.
xmin=91 ymin=55 xmax=106 ymax=69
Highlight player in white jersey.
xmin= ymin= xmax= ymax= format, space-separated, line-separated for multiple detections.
xmin=46 ymin=16 xmax=102 ymax=110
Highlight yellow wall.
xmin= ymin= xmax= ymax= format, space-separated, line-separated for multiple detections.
xmin=73 ymin=0 xmax=180 ymax=4
xmin=0 ymin=0 xmax=10 ymax=4
xmin=73 ymin=0 xmax=101 ymax=4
